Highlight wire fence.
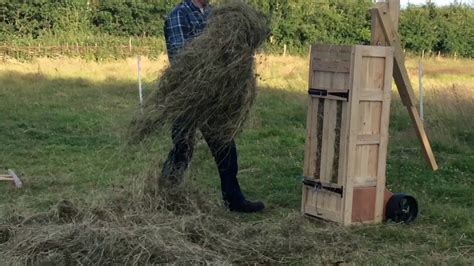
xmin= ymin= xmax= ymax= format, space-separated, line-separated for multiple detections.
xmin=0 ymin=43 xmax=164 ymax=60
xmin=0 ymin=43 xmax=469 ymax=61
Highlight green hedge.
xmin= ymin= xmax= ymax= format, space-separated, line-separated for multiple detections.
xmin=0 ymin=0 xmax=472 ymax=57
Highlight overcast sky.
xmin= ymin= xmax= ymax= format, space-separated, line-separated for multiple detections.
xmin=400 ymin=0 xmax=471 ymax=6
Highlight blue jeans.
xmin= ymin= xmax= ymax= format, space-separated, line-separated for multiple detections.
xmin=161 ymin=119 xmax=245 ymax=204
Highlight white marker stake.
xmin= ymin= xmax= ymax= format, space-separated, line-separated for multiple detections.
xmin=418 ymin=60 xmax=424 ymax=123
xmin=137 ymin=56 xmax=143 ymax=112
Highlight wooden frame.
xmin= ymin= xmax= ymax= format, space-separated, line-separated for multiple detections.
xmin=0 ymin=169 xmax=22 ymax=188
xmin=371 ymin=0 xmax=438 ymax=171
xmin=302 ymin=44 xmax=394 ymax=225
xmin=302 ymin=0 xmax=437 ymax=226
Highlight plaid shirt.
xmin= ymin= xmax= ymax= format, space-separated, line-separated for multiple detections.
xmin=164 ymin=0 xmax=211 ymax=63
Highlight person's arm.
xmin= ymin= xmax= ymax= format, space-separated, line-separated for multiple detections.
xmin=164 ymin=9 xmax=189 ymax=62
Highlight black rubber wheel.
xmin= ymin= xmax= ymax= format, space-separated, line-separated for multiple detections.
xmin=386 ymin=193 xmax=418 ymax=224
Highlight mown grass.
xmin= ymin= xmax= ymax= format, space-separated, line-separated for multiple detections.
xmin=0 ymin=55 xmax=472 ymax=264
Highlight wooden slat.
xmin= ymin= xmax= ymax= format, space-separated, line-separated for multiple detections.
xmin=6 ymin=170 xmax=22 ymax=188
xmin=309 ymin=98 xmax=320 ymax=178
xmin=355 ymin=146 xmax=369 ymax=179
xmin=358 ymin=102 xmax=380 ymax=135
xmin=309 ymin=87 xmax=349 ymax=93
xmin=0 ymin=177 xmax=13 ymax=181
xmin=374 ymin=48 xmax=394 ymax=222
xmin=311 ymin=71 xmax=333 ymax=91
xmin=312 ymin=44 xmax=353 ymax=53
xmin=333 ymin=72 xmax=348 ymax=91
xmin=407 ymin=106 xmax=439 ymax=168
xmin=368 ymin=145 xmax=379 ymax=179
xmin=312 ymin=59 xmax=351 ymax=73
xmin=353 ymin=178 xmax=377 ymax=187
xmin=303 ymin=187 xmax=342 ymax=223
xmin=360 ymin=56 xmax=385 ymax=91
xmin=310 ymin=94 xmax=348 ymax=102
xmin=301 ymin=186 xmax=307 ymax=214
xmin=372 ymin=5 xmax=438 ymax=171
xmin=320 ymin=100 xmax=338 ymax=183
xmin=303 ymin=51 xmax=317 ymax=213
xmin=356 ymin=134 xmax=381 ymax=145
xmin=358 ymin=45 xmax=391 ymax=57
xmin=370 ymin=102 xmax=382 ymax=134
xmin=307 ymin=179 xmax=343 ymax=190
xmin=313 ymin=51 xmax=352 ymax=61
xmin=337 ymin=102 xmax=350 ymax=186
xmin=343 ymin=46 xmax=359 ymax=226
xmin=359 ymin=90 xmax=384 ymax=101
xmin=303 ymin=96 xmax=315 ymax=177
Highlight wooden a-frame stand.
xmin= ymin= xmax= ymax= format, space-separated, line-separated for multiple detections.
xmin=301 ymin=0 xmax=437 ymax=226
xmin=371 ymin=0 xmax=438 ymax=171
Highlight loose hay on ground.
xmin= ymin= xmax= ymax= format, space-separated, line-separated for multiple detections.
xmin=0 ymin=189 xmax=361 ymax=264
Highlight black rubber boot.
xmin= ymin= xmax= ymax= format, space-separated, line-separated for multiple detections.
xmin=227 ymin=199 xmax=265 ymax=213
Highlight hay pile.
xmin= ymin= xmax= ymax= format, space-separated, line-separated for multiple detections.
xmin=0 ymin=162 xmax=394 ymax=264
xmin=0 ymin=183 xmax=361 ymax=265
xmin=129 ymin=0 xmax=270 ymax=144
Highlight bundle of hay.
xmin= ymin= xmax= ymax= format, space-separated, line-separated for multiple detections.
xmin=129 ymin=0 xmax=270 ymax=144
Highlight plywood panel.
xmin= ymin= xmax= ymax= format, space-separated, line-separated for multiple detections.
xmin=360 ymin=57 xmax=385 ymax=91
xmin=370 ymin=102 xmax=382 ymax=134
xmin=354 ymin=144 xmax=379 ymax=179
xmin=358 ymin=101 xmax=382 ymax=135
xmin=303 ymin=187 xmax=342 ymax=223
xmin=311 ymin=71 xmax=333 ymax=90
xmin=333 ymin=72 xmax=349 ymax=91
xmin=352 ymin=187 xmax=377 ymax=223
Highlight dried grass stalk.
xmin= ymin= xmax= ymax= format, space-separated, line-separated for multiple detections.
xmin=129 ymin=0 xmax=270 ymax=144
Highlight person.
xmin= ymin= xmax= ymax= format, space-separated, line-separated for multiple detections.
xmin=162 ymin=0 xmax=265 ymax=213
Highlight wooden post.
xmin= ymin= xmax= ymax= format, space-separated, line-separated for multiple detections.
xmin=371 ymin=1 xmax=438 ymax=171
xmin=371 ymin=0 xmax=400 ymax=46
xmin=418 ymin=60 xmax=424 ymax=122
xmin=283 ymin=44 xmax=287 ymax=56
xmin=137 ymin=56 xmax=143 ymax=112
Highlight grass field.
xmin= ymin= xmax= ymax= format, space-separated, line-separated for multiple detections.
xmin=0 ymin=55 xmax=473 ymax=264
